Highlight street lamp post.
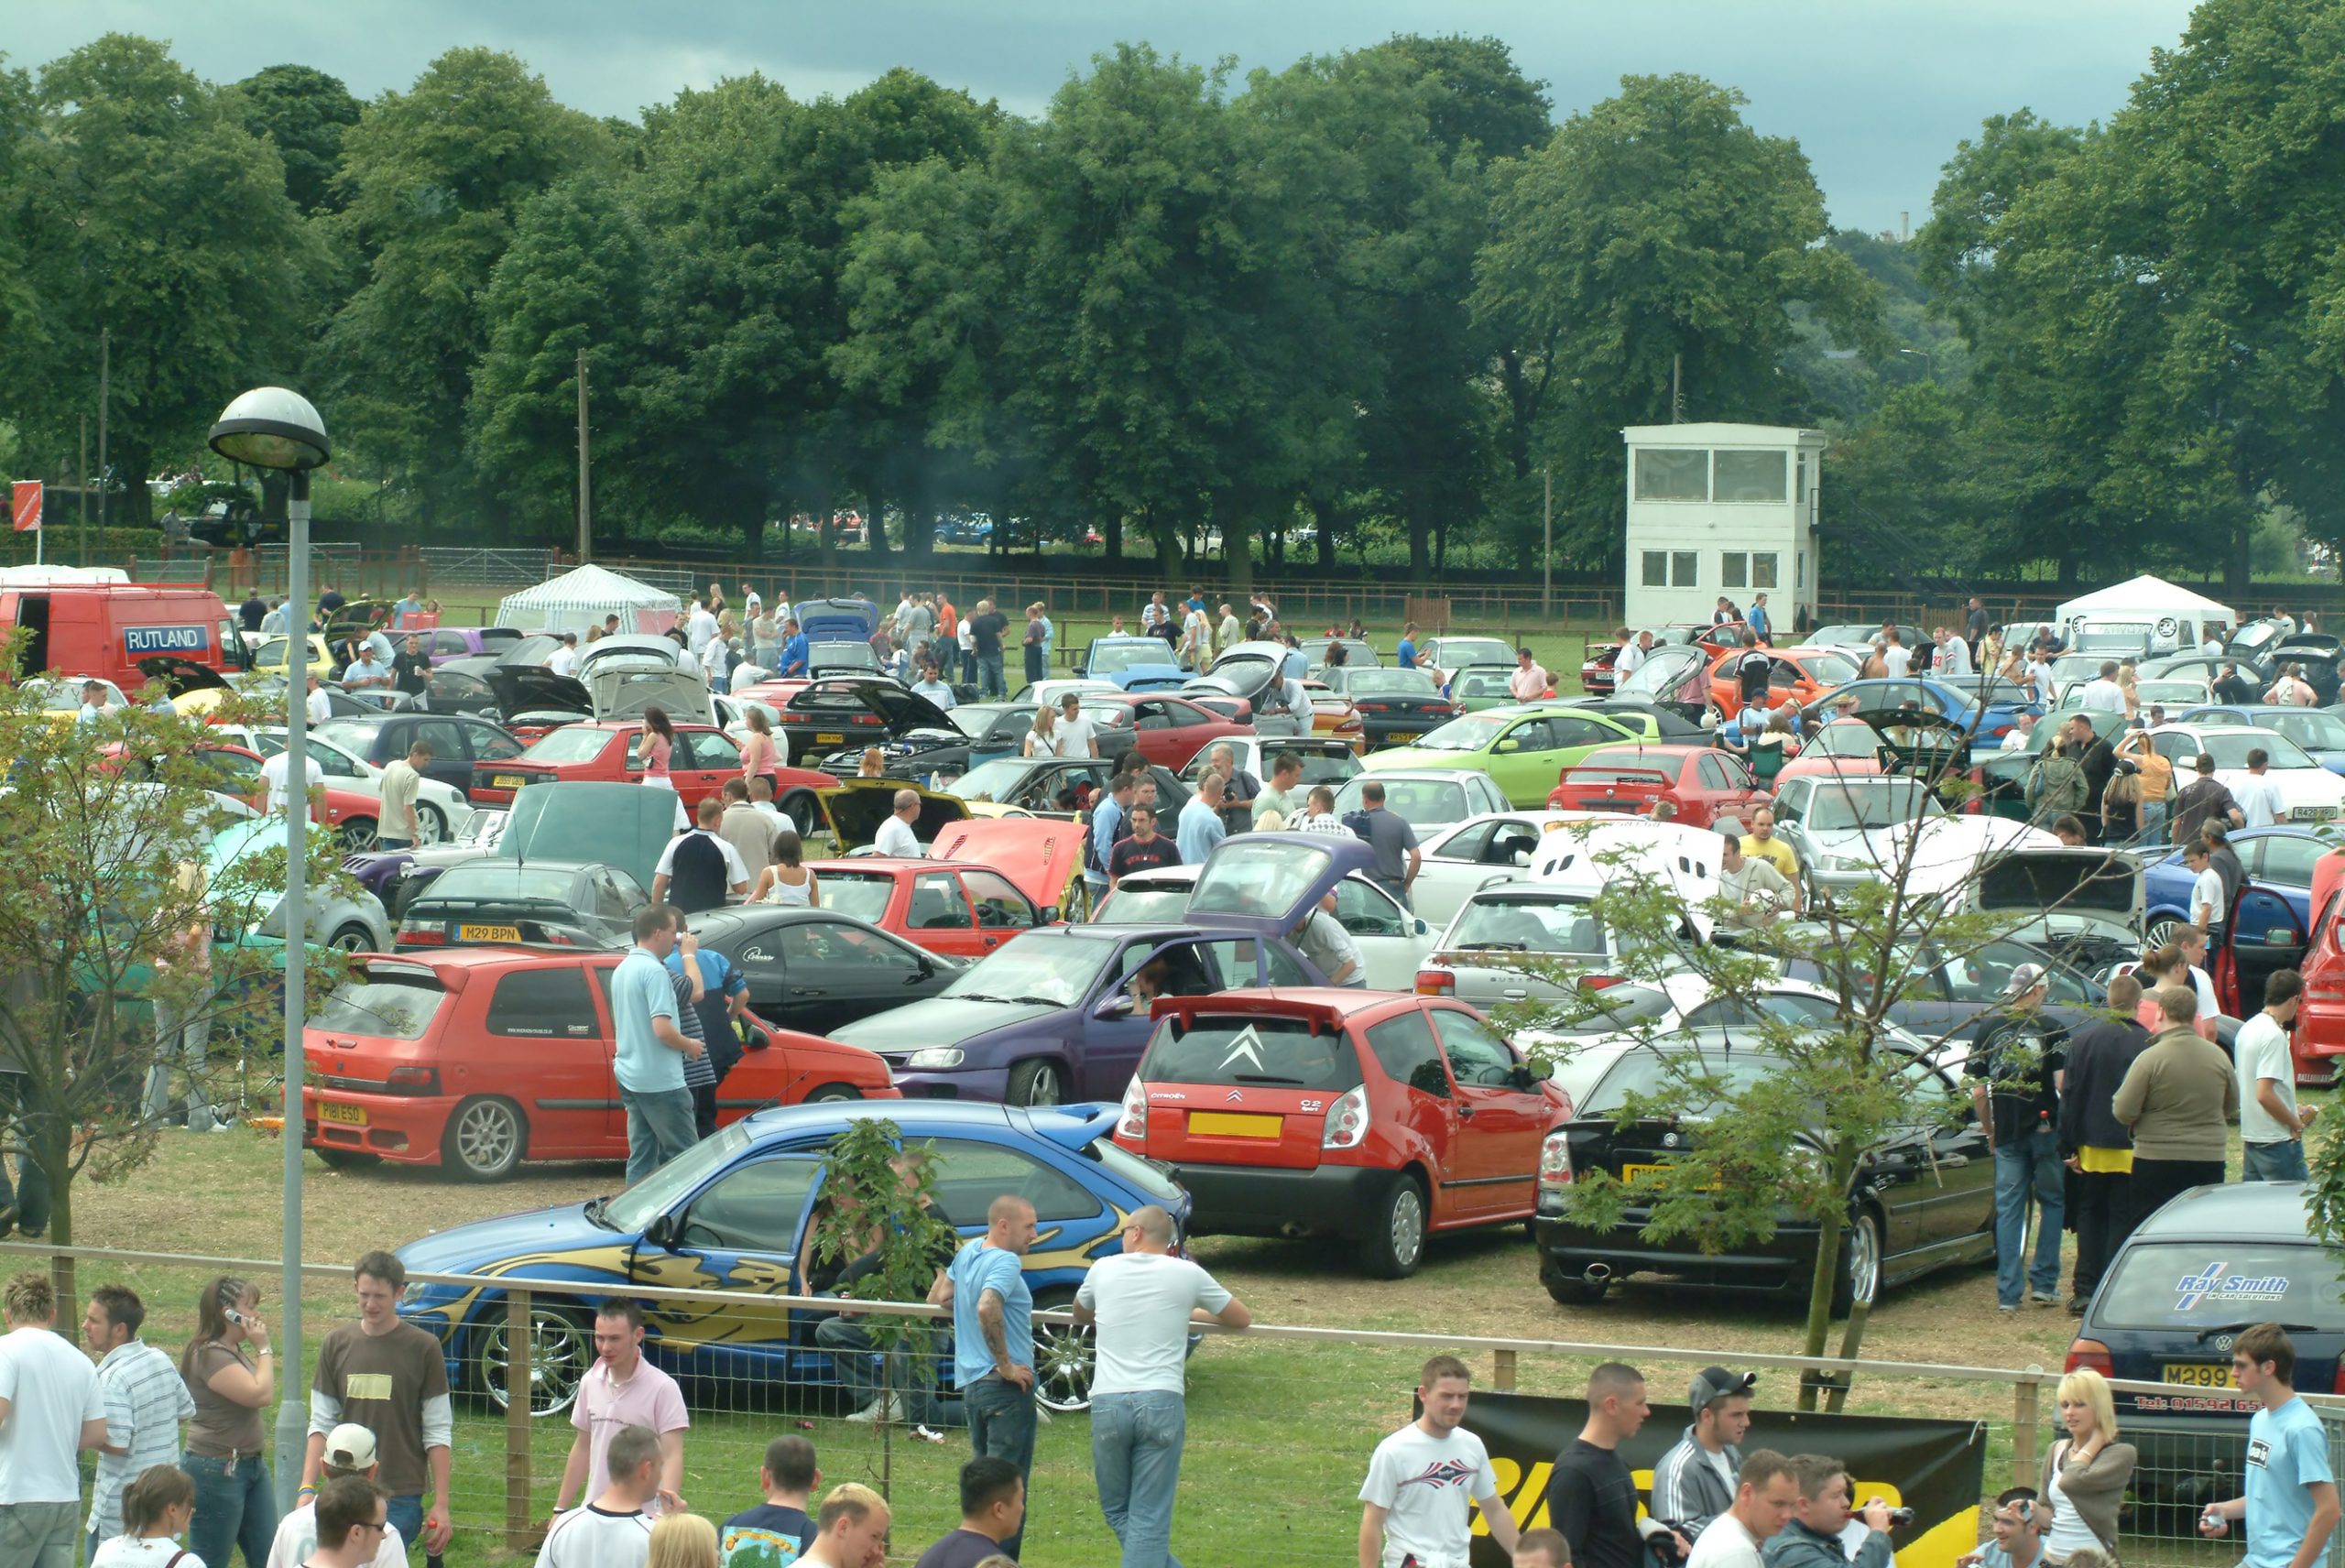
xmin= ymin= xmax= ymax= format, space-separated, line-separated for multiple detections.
xmin=207 ymin=387 xmax=331 ymax=1516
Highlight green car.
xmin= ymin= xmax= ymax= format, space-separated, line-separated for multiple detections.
xmin=1362 ymin=704 xmax=1662 ymax=808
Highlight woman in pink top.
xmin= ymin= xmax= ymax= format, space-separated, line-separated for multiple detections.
xmin=737 ymin=705 xmax=778 ymax=784
xmin=640 ymin=705 xmax=678 ymax=781
xmin=2134 ymin=944 xmax=2214 ymax=1040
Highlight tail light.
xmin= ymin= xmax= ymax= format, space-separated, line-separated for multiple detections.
xmin=1539 ymin=1128 xmax=1574 ymax=1189
xmin=1321 ymin=1085 xmax=1369 ymax=1149
xmin=397 ymin=924 xmax=446 ymax=946
xmin=1357 ymin=702 xmax=1390 ymax=713
xmin=1578 ymin=974 xmax=1623 ymax=990
xmin=385 ymin=1065 xmax=441 ymax=1094
xmin=2066 ymin=1338 xmax=2113 ymax=1376
xmin=1415 ymin=967 xmax=1455 ymax=996
xmin=1117 ymin=1077 xmax=1147 ymax=1142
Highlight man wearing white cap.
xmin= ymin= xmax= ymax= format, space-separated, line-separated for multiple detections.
xmin=271 ymin=1423 xmax=410 ymax=1568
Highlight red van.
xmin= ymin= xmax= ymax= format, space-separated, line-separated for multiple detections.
xmin=0 ymin=583 xmax=243 ymax=688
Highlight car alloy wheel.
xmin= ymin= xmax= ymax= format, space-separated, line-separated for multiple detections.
xmin=1839 ymin=1209 xmax=1882 ymax=1312
xmin=476 ymin=1306 xmax=592 ymax=1416
xmin=416 ymin=803 xmax=448 ymax=845
xmin=1031 ymin=1301 xmax=1096 ymax=1412
xmin=328 ymin=923 xmax=374 ymax=953
xmin=446 ymin=1096 xmax=525 ymax=1181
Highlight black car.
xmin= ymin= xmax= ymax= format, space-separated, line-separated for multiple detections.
xmin=774 ymin=677 xmax=960 ymax=767
xmin=692 ymin=907 xmax=962 ymax=1036
xmin=1533 ymin=1030 xmax=1994 ymax=1310
xmin=312 ymin=713 xmax=529 ymax=801
xmin=425 ymin=657 xmax=592 ymax=731
xmin=393 ymin=858 xmax=648 ymax=951
xmin=2069 ymin=1181 xmax=2344 ymax=1519
xmin=813 ymin=702 xmax=1030 ymax=786
xmin=1319 ymin=667 xmax=1461 ymax=749
xmin=1780 ymin=931 xmax=2113 ymax=1048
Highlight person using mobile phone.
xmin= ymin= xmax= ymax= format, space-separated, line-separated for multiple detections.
xmin=178 ymin=1276 xmax=275 ymax=1568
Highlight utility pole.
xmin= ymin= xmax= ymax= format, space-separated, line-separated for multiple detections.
xmin=96 ymin=328 xmax=109 ymax=541
xmin=79 ymin=416 xmax=89 ymax=567
xmin=575 ymin=348 xmax=593 ymax=563
xmin=1671 ymin=352 xmax=1684 ymax=424
xmin=1542 ymin=464 xmax=1553 ymax=618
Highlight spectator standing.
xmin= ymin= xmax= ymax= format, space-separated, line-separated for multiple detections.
xmin=2115 ymin=729 xmax=2172 ymax=843
xmin=2112 ymin=986 xmax=2238 ymax=1229
xmin=1072 ymin=1204 xmax=1251 ymax=1567
xmin=2198 ymin=1323 xmax=2339 ymax=1567
xmin=1747 ymin=594 xmax=1772 ymax=643
xmin=1651 ymin=1367 xmax=1757 ymax=1542
xmin=748 ymin=608 xmax=780 ymax=671
xmin=305 ymin=673 xmax=333 ymax=726
xmin=548 ymin=633 xmax=582 ymax=679
xmin=1968 ymin=965 xmax=2067 ymax=1311
xmin=611 ymin=906 xmax=702 ymax=1187
xmin=2234 ymin=749 xmax=2287 ymax=829
xmin=1177 ymin=774 xmax=1227 ymax=865
xmin=954 ymin=610 xmax=977 ymax=688
xmin=93 ymin=1466 xmax=202 ymax=1568
xmin=931 ymin=1197 xmax=1039 ymax=1560
xmin=2057 ymin=973 xmax=2151 ymax=1311
xmin=1358 ymin=1354 xmax=1519 ymax=1568
xmin=874 ymin=789 xmax=928 ymax=859
xmin=2172 ymin=755 xmax=2242 ymax=845
xmin=83 ymin=1284 xmax=196 ymax=1558
xmin=736 ymin=709 xmax=779 ymax=789
xmin=716 ymin=780 xmax=780 ymax=885
xmin=267 ymin=1424 xmax=410 ymax=1568
xmin=1511 ymin=648 xmax=1553 ymax=702
xmin=1292 ymin=786 xmax=1348 ymax=836
xmin=664 ymin=914 xmax=746 ymax=1142
xmin=1107 ymin=805 xmax=1180 ymax=888
xmin=793 ymin=1486 xmax=889 ymax=1568
xmin=304 ymin=1255 xmax=452 ymax=1555
xmin=1685 ymin=1450 xmax=1798 ymax=1568
xmin=1880 ymin=631 xmax=1912 ymax=679
xmin=1732 ymin=636 xmax=1773 ymax=713
xmin=261 ymin=746 xmax=326 ymax=816
xmin=390 ymin=637 xmax=431 ymax=702
xmin=778 ymin=619 xmax=809 ymax=680
xmin=1021 ymin=605 xmax=1048 ymax=687
xmin=1055 ymin=692 xmax=1097 ymax=760
xmin=1718 ymin=833 xmax=1796 ymax=928
xmin=1087 ymin=774 xmax=1134 ymax=902
xmin=2040 ymin=1368 xmax=2135 ymax=1561
xmin=912 ymin=1459 xmax=1023 ymax=1568
xmin=180 ymin=1275 xmax=275 ymax=1568
xmin=1740 ymin=808 xmax=1800 ymax=883
xmin=1253 ymin=754 xmax=1304 ymax=829
xmin=2206 ymin=825 xmax=2246 ymax=941
xmin=1934 ymin=626 xmax=1973 ymax=678
xmin=1762 ymin=1457 xmax=1894 ymax=1568
xmin=1395 ymin=623 xmax=1420 ymax=669
xmin=537 ymin=1424 xmax=661 ymax=1568
xmin=2236 ymin=969 xmax=2316 ymax=1181
xmin=652 ymin=798 xmax=751 ymax=913
xmin=375 ymin=743 xmax=429 ymax=852
xmin=720 ymin=1435 xmax=816 ymax=1568
xmin=1546 ymin=1363 xmax=1685 ymax=1568
xmin=0 ymin=1270 xmax=107 ymax=1568
xmin=552 ymin=1301 xmax=686 ymax=1521
xmin=1352 ymin=781 xmax=1422 ymax=910
xmin=2079 ymin=663 xmax=2127 ymax=713
xmin=1618 ymin=630 xmax=1652 ymax=678
xmin=2183 ymin=843 xmax=2224 ymax=932
xmin=911 ymin=661 xmax=956 ymax=710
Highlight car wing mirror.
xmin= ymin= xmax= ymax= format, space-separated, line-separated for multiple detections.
xmin=1511 ymin=849 xmax=1532 ymax=868
xmin=1094 ymin=992 xmax=1134 ymax=1021
xmin=1507 ymin=1063 xmax=1538 ymax=1092
xmin=642 ymin=1213 xmax=680 ymax=1249
xmin=1414 ymin=918 xmax=1428 ymax=935
xmin=1495 ymin=739 xmax=1521 ymax=753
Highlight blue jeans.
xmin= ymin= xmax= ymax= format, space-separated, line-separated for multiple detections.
xmin=375 ymin=836 xmax=412 ymax=852
xmin=2244 ymin=1139 xmax=2309 ymax=1181
xmin=621 ymin=1087 xmax=697 ymax=1188
xmin=1993 ymin=1127 xmax=2065 ymax=1304
xmin=182 ymin=1451 xmax=276 ymax=1568
xmin=386 ymin=1493 xmax=422 ymax=1547
xmin=978 ymin=654 xmax=1005 ymax=699
xmin=1093 ymin=1389 xmax=1188 ymax=1568
xmin=2138 ymin=797 xmax=2168 ymax=844
xmin=965 ymin=1374 xmax=1037 ymax=1559
xmin=813 ymin=1314 xmax=963 ymax=1428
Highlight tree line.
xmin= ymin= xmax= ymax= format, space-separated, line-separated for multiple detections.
xmin=0 ymin=0 xmax=2337 ymax=593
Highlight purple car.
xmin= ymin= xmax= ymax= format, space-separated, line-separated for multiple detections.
xmin=829 ymin=832 xmax=1374 ymax=1106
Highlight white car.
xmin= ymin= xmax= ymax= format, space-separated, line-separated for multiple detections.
xmin=1402 ymin=809 xmax=1587 ymax=926
xmin=2144 ymin=723 xmax=2345 ymax=823
xmin=206 ymin=724 xmax=476 ymax=844
xmin=1330 ymin=769 xmax=1511 ymax=833
xmin=1088 ymin=862 xmax=1433 ymax=989
xmin=1173 ymin=735 xmax=1362 ymax=792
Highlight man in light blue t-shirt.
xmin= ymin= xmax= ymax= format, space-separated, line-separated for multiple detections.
xmin=930 ymin=1194 xmax=1038 ymax=1560
xmin=2198 ymin=1323 xmax=2339 ymax=1568
xmin=610 ymin=905 xmax=703 ymax=1187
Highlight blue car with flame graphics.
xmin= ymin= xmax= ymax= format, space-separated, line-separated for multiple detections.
xmin=392 ymin=1100 xmax=1187 ymax=1416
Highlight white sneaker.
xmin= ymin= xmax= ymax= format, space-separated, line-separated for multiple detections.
xmin=844 ymin=1393 xmax=902 ymax=1424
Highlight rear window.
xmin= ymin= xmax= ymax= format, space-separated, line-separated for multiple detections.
xmin=817 ymin=871 xmax=897 ymax=924
xmin=2094 ymin=1241 xmax=2345 ymax=1332
xmin=1448 ymin=896 xmax=1608 ymax=956
xmin=1188 ymin=839 xmax=1331 ymax=920
xmin=1140 ymin=1016 xmax=1364 ymax=1092
xmin=1579 ymin=1051 xmax=1783 ymax=1116
xmin=518 ymin=727 xmax=615 ymax=765
xmin=1292 ymin=751 xmax=1362 ymax=785
xmin=312 ymin=975 xmax=448 ymax=1040
xmin=475 ymin=628 xmax=521 ymax=648
xmin=420 ymin=865 xmax=579 ymax=904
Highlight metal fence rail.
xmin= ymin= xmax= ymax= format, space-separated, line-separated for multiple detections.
xmin=8 ymin=1241 xmax=2337 ymax=1568
xmin=419 ymin=547 xmax=560 ymax=593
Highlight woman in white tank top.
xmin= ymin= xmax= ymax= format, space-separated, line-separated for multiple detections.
xmin=750 ymin=834 xmax=818 ymax=907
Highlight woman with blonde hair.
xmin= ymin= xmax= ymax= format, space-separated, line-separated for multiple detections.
xmin=2040 ymin=1367 xmax=2135 ymax=1561
xmin=647 ymin=1512 xmax=718 ymax=1568
xmin=2133 ymin=944 xmax=2213 ymax=1040
xmin=1022 ymin=703 xmax=1063 ymax=758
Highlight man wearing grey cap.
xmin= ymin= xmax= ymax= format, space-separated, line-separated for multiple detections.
xmin=1651 ymin=1367 xmax=1757 ymax=1542
xmin=270 ymin=1422 xmax=409 ymax=1568
xmin=1965 ymin=964 xmax=2067 ymax=1312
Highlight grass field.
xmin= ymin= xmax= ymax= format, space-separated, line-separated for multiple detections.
xmin=26 ymin=1099 xmax=2310 ymax=1567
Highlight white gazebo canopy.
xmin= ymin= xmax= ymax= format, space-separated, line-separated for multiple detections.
xmin=2055 ymin=573 xmax=2236 ymax=628
xmin=494 ymin=564 xmax=681 ymax=636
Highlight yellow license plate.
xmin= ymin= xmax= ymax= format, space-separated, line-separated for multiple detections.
xmin=458 ymin=923 xmax=523 ymax=942
xmin=492 ymin=774 xmax=525 ymax=789
xmin=319 ymin=1103 xmax=367 ymax=1127
xmin=1620 ymin=1161 xmax=1718 ymax=1190
xmin=1388 ymin=733 xmax=1420 ymax=744
xmin=815 ymin=733 xmax=845 ymax=746
xmin=1188 ymin=1112 xmax=1281 ymax=1138
xmin=2163 ymin=1363 xmax=2237 ymax=1388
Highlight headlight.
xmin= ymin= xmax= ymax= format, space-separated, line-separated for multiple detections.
xmin=905 ymin=1047 xmax=965 ymax=1069
xmin=399 ymin=1282 xmax=431 ymax=1308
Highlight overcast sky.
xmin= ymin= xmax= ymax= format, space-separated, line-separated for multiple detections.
xmin=20 ymin=0 xmax=2201 ymax=233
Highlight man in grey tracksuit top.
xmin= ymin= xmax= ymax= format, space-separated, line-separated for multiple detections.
xmin=1650 ymin=1366 xmax=1758 ymax=1542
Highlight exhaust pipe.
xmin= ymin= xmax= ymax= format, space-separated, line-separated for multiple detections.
xmin=1582 ymin=1263 xmax=1613 ymax=1286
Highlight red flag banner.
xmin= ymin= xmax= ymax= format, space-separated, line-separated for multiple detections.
xmin=11 ymin=481 xmax=40 ymax=533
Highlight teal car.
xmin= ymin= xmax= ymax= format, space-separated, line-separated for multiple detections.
xmin=1362 ymin=705 xmax=1666 ymax=808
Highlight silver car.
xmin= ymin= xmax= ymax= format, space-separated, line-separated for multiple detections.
xmin=1771 ymin=773 xmax=1947 ymax=898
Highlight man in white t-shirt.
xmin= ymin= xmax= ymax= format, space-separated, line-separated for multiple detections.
xmin=536 ymin=1422 xmax=660 ymax=1568
xmin=1880 ymin=633 xmax=1913 ymax=679
xmin=1073 ymin=1206 xmax=1250 ymax=1568
xmin=2079 ymin=662 xmax=2127 ymax=713
xmin=1685 ymin=1450 xmax=1799 ymax=1568
xmin=0 ymin=1271 xmax=108 ymax=1564
xmin=1358 ymin=1354 xmax=1519 ymax=1568
xmin=267 ymin=1423 xmax=410 ymax=1568
xmin=548 ymin=634 xmax=581 ymax=679
xmin=686 ymin=600 xmax=719 ymax=662
xmin=874 ymin=789 xmax=927 ymax=859
xmin=2235 ymin=749 xmax=2288 ymax=828
xmin=2237 ymin=968 xmax=2316 ymax=1182
xmin=305 ymin=673 xmax=333 ymax=724
xmin=261 ymin=746 xmax=328 ymax=814
xmin=1054 ymin=692 xmax=1097 ymax=760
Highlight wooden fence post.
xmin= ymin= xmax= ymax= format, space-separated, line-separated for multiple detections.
xmin=1494 ymin=1348 xmax=1518 ymax=1393
xmin=2012 ymin=1367 xmax=2042 ymax=1490
xmin=506 ymin=1290 xmax=535 ymax=1553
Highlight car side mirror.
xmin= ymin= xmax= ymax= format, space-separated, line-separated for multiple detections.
xmin=1094 ymin=992 xmax=1135 ymax=1021
xmin=1414 ymin=918 xmax=1428 ymax=936
xmin=643 ymin=1214 xmax=679 ymax=1249
xmin=1495 ymin=739 xmax=1521 ymax=753
xmin=1511 ymin=849 xmax=1532 ymax=868
xmin=1507 ymin=1064 xmax=1538 ymax=1092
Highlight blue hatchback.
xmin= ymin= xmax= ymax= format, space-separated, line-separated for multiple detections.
xmin=2177 ymin=704 xmax=2345 ymax=776
xmin=1800 ymin=675 xmax=2041 ymax=743
xmin=2141 ymin=825 xmax=2329 ymax=943
xmin=392 ymin=1100 xmax=1187 ymax=1416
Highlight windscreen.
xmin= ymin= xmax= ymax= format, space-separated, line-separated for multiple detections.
xmin=1140 ymin=1016 xmax=1364 ymax=1091
xmin=1095 ymin=885 xmax=1191 ymax=924
xmin=1805 ymin=779 xmax=1942 ymax=831
xmin=949 ymin=759 xmax=1031 ymax=803
xmin=422 ymin=865 xmax=580 ymax=904
xmin=1448 ymin=896 xmax=1607 ymax=955
xmin=2258 ymin=712 xmax=2345 ymax=753
xmin=1580 ymin=1050 xmax=1784 ymax=1116
xmin=2195 ymin=731 xmax=2317 ymax=769
xmin=940 ymin=936 xmax=1113 ymax=1007
xmin=1336 ymin=778 xmax=1466 ymax=822
xmin=1089 ymin=643 xmax=1168 ymax=674
xmin=518 ymin=727 xmax=615 ymax=764
xmin=1411 ymin=714 xmax=1507 ymax=751
xmin=1346 ymin=670 xmax=1438 ymax=696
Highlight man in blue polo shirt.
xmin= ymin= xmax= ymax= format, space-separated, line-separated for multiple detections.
xmin=778 ymin=617 xmax=809 ymax=679
xmin=610 ymin=905 xmax=702 ymax=1186
xmin=930 ymin=1194 xmax=1038 ymax=1560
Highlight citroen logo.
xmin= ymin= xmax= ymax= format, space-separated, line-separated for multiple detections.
xmin=1217 ymin=1026 xmax=1266 ymax=1073
xmin=1226 ymin=1090 xmax=1243 ymax=1103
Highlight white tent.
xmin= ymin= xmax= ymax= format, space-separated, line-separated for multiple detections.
xmin=2056 ymin=573 xmax=2237 ymax=630
xmin=494 ymin=564 xmax=681 ymax=636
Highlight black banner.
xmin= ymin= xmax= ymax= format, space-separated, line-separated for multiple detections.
xmin=1460 ymin=1394 xmax=1987 ymax=1568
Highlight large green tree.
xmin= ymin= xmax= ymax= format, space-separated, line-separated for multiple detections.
xmin=230 ymin=63 xmax=361 ymax=214
xmin=1473 ymin=73 xmax=1883 ymax=566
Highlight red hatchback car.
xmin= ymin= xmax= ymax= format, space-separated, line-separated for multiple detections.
xmin=470 ymin=720 xmax=834 ymax=819
xmin=804 ymin=857 xmax=1046 ymax=960
xmin=300 ymin=949 xmax=899 ymax=1181
xmin=1114 ymin=988 xmax=1570 ymax=1278
xmin=1547 ymin=744 xmax=1763 ymax=829
xmin=1075 ymin=692 xmax=1252 ymax=770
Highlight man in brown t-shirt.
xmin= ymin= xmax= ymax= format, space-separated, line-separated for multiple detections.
xmin=301 ymin=1250 xmax=453 ymax=1554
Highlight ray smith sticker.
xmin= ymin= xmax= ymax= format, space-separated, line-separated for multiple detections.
xmin=2176 ymin=1262 xmax=2290 ymax=1312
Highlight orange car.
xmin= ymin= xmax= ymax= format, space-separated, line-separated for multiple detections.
xmin=1300 ymin=680 xmax=1369 ymax=754
xmin=1707 ymin=645 xmax=1861 ymax=720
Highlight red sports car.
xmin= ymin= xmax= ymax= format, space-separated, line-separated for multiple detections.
xmin=188 ymin=743 xmax=390 ymax=850
xmin=301 ymin=949 xmax=899 ymax=1181
xmin=804 ymin=856 xmax=1048 ymax=960
xmin=1546 ymin=744 xmax=1764 ymax=828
